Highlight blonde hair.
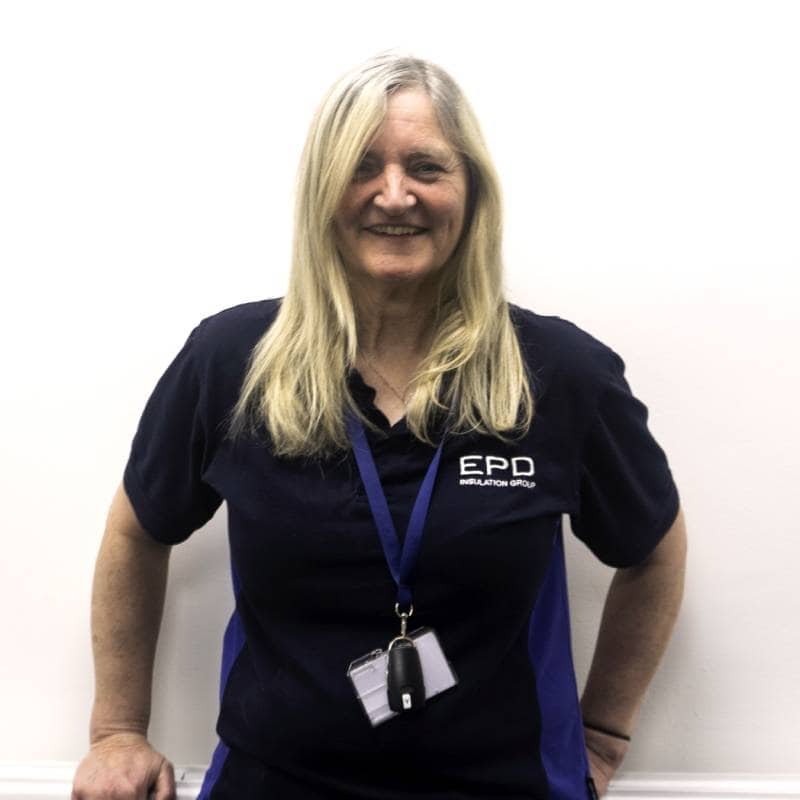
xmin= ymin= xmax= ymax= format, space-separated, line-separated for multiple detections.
xmin=230 ymin=51 xmax=534 ymax=458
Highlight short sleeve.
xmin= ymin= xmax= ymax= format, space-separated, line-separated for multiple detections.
xmin=123 ymin=326 xmax=223 ymax=544
xmin=570 ymin=351 xmax=679 ymax=567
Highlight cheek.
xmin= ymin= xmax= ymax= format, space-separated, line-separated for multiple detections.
xmin=333 ymin=191 xmax=360 ymax=228
xmin=333 ymin=208 xmax=352 ymax=234
xmin=333 ymin=203 xmax=360 ymax=245
xmin=442 ymin=202 xmax=466 ymax=240
xmin=435 ymin=183 xmax=468 ymax=235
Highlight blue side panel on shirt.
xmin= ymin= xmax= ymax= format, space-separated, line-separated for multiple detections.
xmin=196 ymin=562 xmax=246 ymax=800
xmin=528 ymin=521 xmax=590 ymax=800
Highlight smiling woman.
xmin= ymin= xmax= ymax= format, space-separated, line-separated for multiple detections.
xmin=229 ymin=56 xmax=529 ymax=456
xmin=72 ymin=50 xmax=685 ymax=800
xmin=333 ymin=88 xmax=468 ymax=295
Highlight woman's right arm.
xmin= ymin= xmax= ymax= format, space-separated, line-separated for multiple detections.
xmin=72 ymin=483 xmax=177 ymax=800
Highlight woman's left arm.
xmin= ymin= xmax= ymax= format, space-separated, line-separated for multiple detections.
xmin=580 ymin=507 xmax=688 ymax=795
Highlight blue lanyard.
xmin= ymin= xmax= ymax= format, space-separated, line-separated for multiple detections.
xmin=346 ymin=412 xmax=445 ymax=613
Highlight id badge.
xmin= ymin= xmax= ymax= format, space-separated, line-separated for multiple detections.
xmin=346 ymin=626 xmax=458 ymax=726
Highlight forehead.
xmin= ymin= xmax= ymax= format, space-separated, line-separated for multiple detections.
xmin=364 ymin=88 xmax=456 ymax=160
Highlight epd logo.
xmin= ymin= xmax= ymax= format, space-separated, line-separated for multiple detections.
xmin=458 ymin=455 xmax=536 ymax=489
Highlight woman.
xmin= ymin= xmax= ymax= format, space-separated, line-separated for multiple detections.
xmin=72 ymin=52 xmax=687 ymax=799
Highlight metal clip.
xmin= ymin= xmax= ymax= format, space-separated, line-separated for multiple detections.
xmin=394 ymin=603 xmax=414 ymax=638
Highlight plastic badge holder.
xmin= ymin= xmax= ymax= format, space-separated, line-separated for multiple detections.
xmin=347 ymin=626 xmax=458 ymax=726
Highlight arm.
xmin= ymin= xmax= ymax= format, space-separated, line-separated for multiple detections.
xmin=581 ymin=507 xmax=688 ymax=795
xmin=72 ymin=483 xmax=176 ymax=800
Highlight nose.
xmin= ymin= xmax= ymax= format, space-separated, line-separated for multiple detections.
xmin=372 ymin=165 xmax=417 ymax=214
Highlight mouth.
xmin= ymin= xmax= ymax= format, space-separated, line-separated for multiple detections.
xmin=366 ymin=225 xmax=428 ymax=237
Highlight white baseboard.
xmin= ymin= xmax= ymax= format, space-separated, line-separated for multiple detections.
xmin=2 ymin=763 xmax=800 ymax=799
xmin=608 ymin=773 xmax=800 ymax=799
xmin=0 ymin=763 xmax=204 ymax=800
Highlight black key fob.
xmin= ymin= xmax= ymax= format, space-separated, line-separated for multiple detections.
xmin=387 ymin=638 xmax=426 ymax=713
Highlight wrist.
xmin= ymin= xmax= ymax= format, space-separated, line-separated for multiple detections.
xmin=89 ymin=700 xmax=150 ymax=745
xmin=583 ymin=724 xmax=630 ymax=771
xmin=89 ymin=713 xmax=149 ymax=746
xmin=89 ymin=732 xmax=150 ymax=754
xmin=582 ymin=719 xmax=631 ymax=743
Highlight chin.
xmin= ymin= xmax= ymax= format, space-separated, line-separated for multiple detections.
xmin=364 ymin=265 xmax=439 ymax=286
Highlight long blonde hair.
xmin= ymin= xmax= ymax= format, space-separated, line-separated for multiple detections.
xmin=230 ymin=51 xmax=534 ymax=458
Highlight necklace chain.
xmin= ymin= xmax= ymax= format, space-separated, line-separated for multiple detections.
xmin=359 ymin=350 xmax=410 ymax=405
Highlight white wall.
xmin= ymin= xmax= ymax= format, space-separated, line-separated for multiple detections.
xmin=1 ymin=0 xmax=798 ymax=778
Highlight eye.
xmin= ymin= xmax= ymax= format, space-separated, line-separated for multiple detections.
xmin=414 ymin=162 xmax=443 ymax=177
xmin=353 ymin=159 xmax=379 ymax=180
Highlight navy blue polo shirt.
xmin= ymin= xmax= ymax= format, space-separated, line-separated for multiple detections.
xmin=123 ymin=298 xmax=679 ymax=800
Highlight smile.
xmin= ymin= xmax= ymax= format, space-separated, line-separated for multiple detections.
xmin=367 ymin=225 xmax=427 ymax=236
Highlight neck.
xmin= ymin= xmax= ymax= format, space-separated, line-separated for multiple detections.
xmin=352 ymin=279 xmax=438 ymax=358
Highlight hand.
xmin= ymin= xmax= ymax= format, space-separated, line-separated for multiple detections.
xmin=71 ymin=733 xmax=176 ymax=800
xmin=584 ymin=726 xmax=629 ymax=798
xmin=586 ymin=745 xmax=616 ymax=796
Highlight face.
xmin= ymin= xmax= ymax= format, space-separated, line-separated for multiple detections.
xmin=333 ymin=89 xmax=469 ymax=292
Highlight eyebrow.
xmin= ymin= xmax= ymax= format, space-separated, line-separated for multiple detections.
xmin=362 ymin=147 xmax=454 ymax=163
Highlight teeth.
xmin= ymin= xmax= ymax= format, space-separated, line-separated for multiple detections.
xmin=369 ymin=225 xmax=424 ymax=235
